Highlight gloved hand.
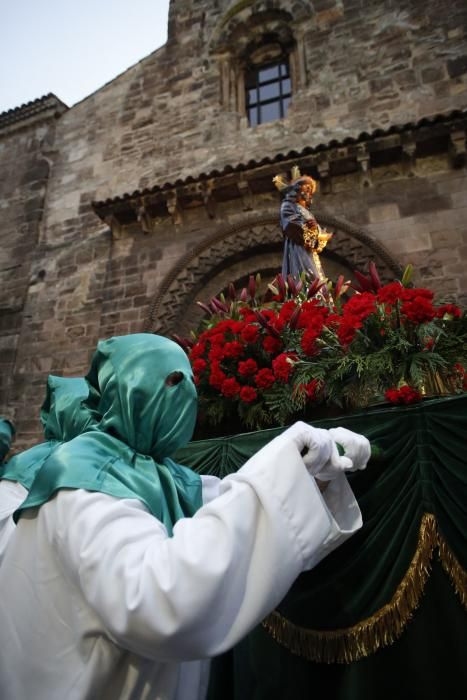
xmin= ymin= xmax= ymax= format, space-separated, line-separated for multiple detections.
xmin=328 ymin=427 xmax=371 ymax=472
xmin=309 ymin=427 xmax=371 ymax=481
xmin=278 ymin=422 xmax=345 ymax=477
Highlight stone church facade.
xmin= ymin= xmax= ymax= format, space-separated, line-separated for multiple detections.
xmin=1 ymin=0 xmax=466 ymax=449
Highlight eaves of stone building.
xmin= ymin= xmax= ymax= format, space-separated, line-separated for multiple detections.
xmin=0 ymin=94 xmax=69 ymax=136
xmin=92 ymin=108 xmax=467 ymax=237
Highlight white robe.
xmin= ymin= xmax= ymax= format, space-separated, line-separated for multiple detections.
xmin=0 ymin=479 xmax=27 ymax=562
xmin=0 ymin=437 xmax=361 ymax=700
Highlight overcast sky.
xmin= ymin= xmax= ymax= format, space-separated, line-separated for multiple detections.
xmin=0 ymin=0 xmax=170 ymax=114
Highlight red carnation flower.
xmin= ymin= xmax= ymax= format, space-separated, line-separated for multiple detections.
xmin=272 ymin=353 xmax=297 ymax=382
xmin=190 ymin=342 xmax=206 ymax=360
xmin=209 ymin=368 xmax=227 ymax=390
xmin=238 ymin=307 xmax=257 ymax=322
xmin=263 ymin=336 xmax=283 ymax=354
xmin=276 ymin=301 xmax=298 ymax=331
xmin=239 ymin=386 xmax=257 ymax=403
xmin=325 ymin=313 xmax=340 ymax=328
xmin=400 ymin=288 xmax=434 ymax=302
xmin=238 ymin=358 xmax=258 ymax=376
xmin=223 ymin=341 xmax=244 ymax=358
xmin=400 ymin=297 xmax=435 ymax=324
xmin=384 ymin=388 xmax=400 ymax=404
xmin=208 ymin=345 xmax=225 ymax=362
xmin=240 ymin=324 xmax=259 ymax=343
xmin=398 ymin=385 xmax=422 ymax=403
xmin=377 ymin=282 xmax=403 ymax=305
xmin=436 ymin=304 xmax=462 ymax=319
xmin=337 ymin=316 xmax=362 ymax=346
xmin=301 ymin=328 xmax=321 ymax=356
xmin=298 ymin=379 xmax=320 ymax=400
xmin=255 ymin=368 xmax=275 ymax=389
xmin=221 ymin=377 xmax=241 ymax=398
xmin=385 ymin=385 xmax=422 ymax=405
xmin=208 ymin=361 xmax=226 ymax=389
xmin=260 ymin=309 xmax=278 ymax=324
xmin=192 ymin=358 xmax=207 ymax=374
xmin=342 ymin=292 xmax=376 ymax=321
xmin=297 ymin=301 xmax=329 ymax=330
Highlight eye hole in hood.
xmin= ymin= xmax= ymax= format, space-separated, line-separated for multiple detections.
xmin=165 ymin=371 xmax=184 ymax=387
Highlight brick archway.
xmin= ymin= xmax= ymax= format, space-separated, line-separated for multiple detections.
xmin=144 ymin=210 xmax=402 ymax=335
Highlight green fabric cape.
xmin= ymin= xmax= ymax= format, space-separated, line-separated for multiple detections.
xmin=1 ymin=376 xmax=91 ymax=489
xmin=175 ymin=395 xmax=467 ymax=700
xmin=17 ymin=335 xmax=203 ymax=534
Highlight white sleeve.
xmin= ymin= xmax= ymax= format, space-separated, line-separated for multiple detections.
xmin=200 ymin=474 xmax=221 ymax=505
xmin=0 ymin=481 xmax=28 ymax=563
xmin=49 ymin=436 xmax=361 ymax=662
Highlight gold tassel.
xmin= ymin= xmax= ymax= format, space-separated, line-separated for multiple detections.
xmin=262 ymin=513 xmax=467 ymax=664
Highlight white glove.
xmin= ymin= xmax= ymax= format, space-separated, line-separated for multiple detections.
xmin=278 ymin=422 xmax=338 ymax=476
xmin=302 ymin=438 xmax=353 ymax=480
xmin=328 ymin=427 xmax=371 ymax=472
xmin=311 ymin=427 xmax=371 ymax=481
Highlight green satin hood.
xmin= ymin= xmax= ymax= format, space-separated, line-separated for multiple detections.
xmin=84 ymin=334 xmax=198 ymax=460
xmin=1 ymin=376 xmax=92 ymax=490
xmin=0 ymin=418 xmax=15 ymax=463
xmin=16 ymin=335 xmax=202 ymax=534
xmin=40 ymin=375 xmax=93 ymax=441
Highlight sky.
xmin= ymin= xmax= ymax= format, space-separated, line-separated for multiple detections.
xmin=0 ymin=0 xmax=170 ymax=114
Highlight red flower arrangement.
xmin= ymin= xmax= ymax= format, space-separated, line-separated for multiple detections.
xmin=384 ymin=385 xmax=422 ymax=405
xmin=174 ymin=265 xmax=467 ymax=432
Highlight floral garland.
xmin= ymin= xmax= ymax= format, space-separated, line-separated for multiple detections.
xmin=176 ymin=266 xmax=467 ymax=432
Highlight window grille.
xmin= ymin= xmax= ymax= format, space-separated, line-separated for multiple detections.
xmin=246 ymin=60 xmax=291 ymax=126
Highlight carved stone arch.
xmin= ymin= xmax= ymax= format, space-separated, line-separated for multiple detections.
xmin=211 ymin=0 xmax=313 ymax=51
xmin=144 ymin=211 xmax=402 ymax=336
xmin=212 ymin=7 xmax=294 ymax=55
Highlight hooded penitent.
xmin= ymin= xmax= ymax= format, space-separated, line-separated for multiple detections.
xmin=16 ymin=334 xmax=203 ymax=534
xmin=1 ymin=376 xmax=92 ymax=489
xmin=0 ymin=419 xmax=15 ymax=464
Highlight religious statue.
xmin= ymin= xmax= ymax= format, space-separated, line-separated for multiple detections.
xmin=273 ymin=167 xmax=332 ymax=283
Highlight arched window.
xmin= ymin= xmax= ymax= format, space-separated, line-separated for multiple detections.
xmin=246 ymin=58 xmax=292 ymax=126
xmin=211 ymin=3 xmax=312 ymax=128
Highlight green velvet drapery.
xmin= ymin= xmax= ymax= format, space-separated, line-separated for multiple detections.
xmin=176 ymin=395 xmax=467 ymax=700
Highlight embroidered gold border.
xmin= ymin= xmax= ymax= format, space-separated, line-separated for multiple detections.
xmin=262 ymin=513 xmax=466 ymax=664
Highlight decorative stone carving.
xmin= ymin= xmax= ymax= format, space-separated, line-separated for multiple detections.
xmin=165 ymin=191 xmax=182 ymax=225
xmin=449 ymin=128 xmax=466 ymax=168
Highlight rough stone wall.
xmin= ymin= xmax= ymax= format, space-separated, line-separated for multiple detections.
xmin=0 ymin=0 xmax=466 ymax=448
xmin=0 ymin=117 xmax=58 ymax=433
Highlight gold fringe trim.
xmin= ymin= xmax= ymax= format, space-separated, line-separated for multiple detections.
xmin=262 ymin=513 xmax=466 ymax=664
xmin=438 ymin=534 xmax=467 ymax=609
